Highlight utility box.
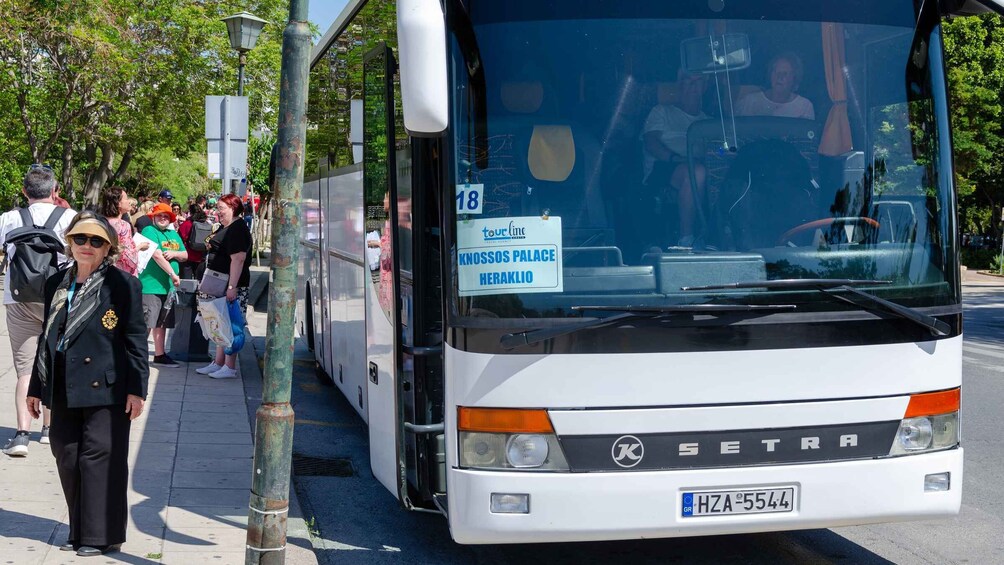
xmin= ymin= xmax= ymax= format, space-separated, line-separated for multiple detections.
xmin=170 ymin=279 xmax=210 ymax=362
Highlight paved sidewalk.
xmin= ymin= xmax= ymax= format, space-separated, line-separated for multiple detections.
xmin=0 ymin=300 xmax=317 ymax=564
xmin=961 ymin=266 xmax=1004 ymax=287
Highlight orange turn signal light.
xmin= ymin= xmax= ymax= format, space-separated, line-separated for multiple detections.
xmin=458 ymin=407 xmax=554 ymax=434
xmin=904 ymin=388 xmax=960 ymax=418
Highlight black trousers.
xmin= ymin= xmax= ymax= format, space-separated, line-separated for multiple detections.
xmin=48 ymin=356 xmax=132 ymax=547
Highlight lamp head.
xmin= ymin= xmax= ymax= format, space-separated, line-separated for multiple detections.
xmin=222 ymin=12 xmax=268 ymax=52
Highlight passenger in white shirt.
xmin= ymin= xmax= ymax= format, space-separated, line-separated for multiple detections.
xmin=641 ymin=70 xmax=709 ymax=248
xmin=736 ymin=52 xmax=815 ymax=120
xmin=0 ymin=165 xmax=77 ymax=456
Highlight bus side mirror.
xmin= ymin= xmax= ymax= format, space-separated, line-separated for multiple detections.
xmin=397 ymin=0 xmax=449 ymax=136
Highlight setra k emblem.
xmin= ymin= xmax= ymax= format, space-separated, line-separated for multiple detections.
xmin=101 ymin=309 xmax=118 ymax=330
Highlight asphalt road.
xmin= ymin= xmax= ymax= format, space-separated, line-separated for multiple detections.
xmin=270 ymin=286 xmax=1004 ymax=564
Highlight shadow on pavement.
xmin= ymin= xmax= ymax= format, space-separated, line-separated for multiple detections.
xmin=272 ymin=336 xmax=896 ymax=565
xmin=0 ymin=508 xmax=161 ymax=564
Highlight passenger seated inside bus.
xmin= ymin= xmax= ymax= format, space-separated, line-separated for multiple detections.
xmin=735 ymin=52 xmax=816 ymax=119
xmin=640 ymin=69 xmax=709 ymax=249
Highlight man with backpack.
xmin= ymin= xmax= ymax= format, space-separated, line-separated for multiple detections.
xmin=0 ymin=165 xmax=76 ymax=456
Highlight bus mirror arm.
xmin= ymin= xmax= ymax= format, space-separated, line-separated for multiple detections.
xmin=404 ymin=422 xmax=445 ymax=434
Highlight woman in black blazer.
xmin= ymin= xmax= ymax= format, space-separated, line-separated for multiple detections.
xmin=27 ymin=211 xmax=149 ymax=557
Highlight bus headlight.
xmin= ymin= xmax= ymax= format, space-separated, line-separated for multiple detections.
xmin=460 ymin=432 xmax=507 ymax=468
xmin=895 ymin=417 xmax=933 ymax=451
xmin=459 ymin=432 xmax=568 ymax=470
xmin=507 ymin=434 xmax=549 ymax=467
xmin=458 ymin=407 xmax=570 ymax=471
xmin=888 ymin=389 xmax=960 ymax=456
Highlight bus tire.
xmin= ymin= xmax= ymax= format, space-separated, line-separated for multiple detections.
xmin=314 ymin=361 xmax=334 ymax=387
xmin=304 ymin=284 xmax=316 ymax=352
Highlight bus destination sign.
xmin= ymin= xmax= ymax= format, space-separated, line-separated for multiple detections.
xmin=456 ymin=216 xmax=563 ymax=297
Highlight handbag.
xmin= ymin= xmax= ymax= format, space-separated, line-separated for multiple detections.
xmin=199 ymin=268 xmax=229 ymax=297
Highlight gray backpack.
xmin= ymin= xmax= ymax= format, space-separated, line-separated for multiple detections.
xmin=1 ymin=207 xmax=68 ymax=303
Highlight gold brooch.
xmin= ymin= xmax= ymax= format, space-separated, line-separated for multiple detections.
xmin=102 ymin=309 xmax=118 ymax=330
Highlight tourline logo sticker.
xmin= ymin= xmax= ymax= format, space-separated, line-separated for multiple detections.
xmin=481 ymin=220 xmax=528 ymax=242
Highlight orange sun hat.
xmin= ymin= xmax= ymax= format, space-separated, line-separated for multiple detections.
xmin=148 ymin=202 xmax=176 ymax=222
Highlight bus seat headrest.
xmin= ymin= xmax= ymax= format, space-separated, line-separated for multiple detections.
xmin=502 ymin=81 xmax=544 ymax=114
xmin=528 ymin=125 xmax=575 ymax=182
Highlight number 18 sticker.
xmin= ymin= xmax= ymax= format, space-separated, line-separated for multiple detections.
xmin=456 ymin=183 xmax=484 ymax=215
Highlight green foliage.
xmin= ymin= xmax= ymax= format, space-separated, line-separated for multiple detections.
xmin=247 ymin=132 xmax=276 ymax=198
xmin=943 ymin=15 xmax=1004 ymax=234
xmin=991 ymin=253 xmax=1004 ymax=275
xmin=0 ymin=161 xmax=26 ymax=211
xmin=126 ymin=150 xmax=214 ymax=202
xmin=0 ymin=0 xmax=288 ymax=205
xmin=961 ymin=248 xmax=999 ymax=270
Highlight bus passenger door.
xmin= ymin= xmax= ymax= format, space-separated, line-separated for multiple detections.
xmin=362 ymin=44 xmax=406 ymax=500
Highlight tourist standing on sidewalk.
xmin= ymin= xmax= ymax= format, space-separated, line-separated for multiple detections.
xmin=196 ymin=194 xmax=252 ymax=379
xmin=26 ymin=211 xmax=148 ymax=557
xmin=138 ymin=203 xmax=187 ymax=368
xmin=0 ymin=165 xmax=76 ymax=456
xmin=177 ymin=203 xmax=210 ymax=280
xmin=132 ymin=199 xmax=155 ymax=231
xmin=100 ymin=186 xmax=144 ymax=276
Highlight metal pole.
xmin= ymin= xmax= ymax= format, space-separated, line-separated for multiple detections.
xmin=245 ymin=0 xmax=309 ymax=563
xmin=222 ymin=96 xmax=231 ymax=196
xmin=999 ymin=210 xmax=1004 ymax=274
xmin=238 ymin=52 xmax=247 ymax=97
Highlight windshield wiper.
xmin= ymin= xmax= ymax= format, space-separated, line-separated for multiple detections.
xmin=821 ymin=286 xmax=951 ymax=336
xmin=500 ymin=304 xmax=796 ymax=349
xmin=682 ymin=278 xmax=892 ymax=291
xmin=683 ymin=278 xmax=948 ymax=336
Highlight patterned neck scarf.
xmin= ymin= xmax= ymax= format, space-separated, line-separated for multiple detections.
xmin=35 ymin=262 xmax=110 ymax=389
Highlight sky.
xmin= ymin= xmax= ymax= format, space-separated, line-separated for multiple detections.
xmin=308 ymin=1 xmax=350 ymax=38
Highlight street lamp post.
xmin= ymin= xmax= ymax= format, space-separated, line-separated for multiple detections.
xmin=222 ymin=11 xmax=268 ymax=96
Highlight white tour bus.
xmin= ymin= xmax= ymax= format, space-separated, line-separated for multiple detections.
xmin=297 ymin=0 xmax=1001 ymax=544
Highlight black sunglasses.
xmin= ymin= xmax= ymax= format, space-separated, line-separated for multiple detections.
xmin=70 ymin=235 xmax=108 ymax=248
xmin=29 ymin=163 xmax=53 ymax=172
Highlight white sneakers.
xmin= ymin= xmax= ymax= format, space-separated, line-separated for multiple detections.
xmin=196 ymin=361 xmax=237 ymax=378
xmin=208 ymin=366 xmax=238 ymax=379
xmin=195 ymin=362 xmax=222 ymax=375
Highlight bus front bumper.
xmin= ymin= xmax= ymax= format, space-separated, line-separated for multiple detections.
xmin=446 ymin=448 xmax=962 ymax=544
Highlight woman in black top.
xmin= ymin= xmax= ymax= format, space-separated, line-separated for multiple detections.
xmin=195 ymin=193 xmax=252 ymax=379
xmin=27 ymin=212 xmax=148 ymax=557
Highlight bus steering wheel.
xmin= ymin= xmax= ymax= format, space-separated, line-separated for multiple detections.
xmin=777 ymin=217 xmax=881 ymax=246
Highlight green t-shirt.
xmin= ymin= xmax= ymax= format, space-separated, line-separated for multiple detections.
xmin=139 ymin=225 xmax=186 ymax=295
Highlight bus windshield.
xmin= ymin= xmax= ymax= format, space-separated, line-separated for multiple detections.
xmin=448 ymin=0 xmax=957 ymax=323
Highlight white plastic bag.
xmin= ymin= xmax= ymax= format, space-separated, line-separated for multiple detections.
xmin=133 ymin=232 xmax=157 ymax=274
xmin=196 ymin=296 xmax=233 ymax=348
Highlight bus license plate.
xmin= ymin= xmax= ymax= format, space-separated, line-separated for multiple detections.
xmin=681 ymin=487 xmax=796 ymax=517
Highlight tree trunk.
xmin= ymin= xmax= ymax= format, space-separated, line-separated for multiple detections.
xmin=82 ymin=142 xmax=115 ymax=207
xmin=60 ymin=137 xmax=74 ymax=202
xmin=109 ymin=145 xmax=134 ymax=186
